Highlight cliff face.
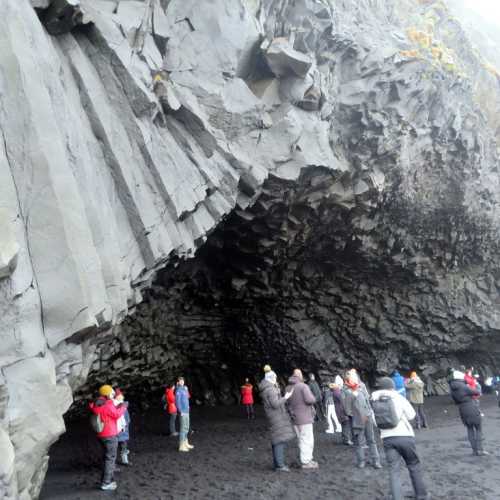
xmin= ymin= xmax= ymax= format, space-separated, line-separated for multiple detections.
xmin=1 ymin=0 xmax=500 ymax=497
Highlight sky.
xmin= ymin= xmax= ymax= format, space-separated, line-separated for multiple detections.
xmin=465 ymin=0 xmax=500 ymax=25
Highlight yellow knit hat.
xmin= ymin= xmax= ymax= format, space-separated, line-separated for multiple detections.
xmin=99 ymin=384 xmax=114 ymax=397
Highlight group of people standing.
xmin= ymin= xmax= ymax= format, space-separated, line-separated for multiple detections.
xmin=258 ymin=365 xmax=430 ymax=500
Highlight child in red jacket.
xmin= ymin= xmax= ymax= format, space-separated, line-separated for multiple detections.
xmin=89 ymin=385 xmax=127 ymax=491
xmin=241 ymin=378 xmax=255 ymax=419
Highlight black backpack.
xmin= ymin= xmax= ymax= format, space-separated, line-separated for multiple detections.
xmin=371 ymin=395 xmax=400 ymax=429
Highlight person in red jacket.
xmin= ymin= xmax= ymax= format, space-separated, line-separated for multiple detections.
xmin=165 ymin=383 xmax=178 ymax=436
xmin=464 ymin=367 xmax=482 ymax=407
xmin=89 ymin=385 xmax=128 ymax=491
xmin=241 ymin=378 xmax=255 ymax=419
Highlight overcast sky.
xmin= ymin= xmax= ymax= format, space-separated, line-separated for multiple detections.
xmin=466 ymin=0 xmax=500 ymax=25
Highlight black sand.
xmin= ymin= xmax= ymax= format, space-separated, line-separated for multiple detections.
xmin=40 ymin=395 xmax=500 ymax=500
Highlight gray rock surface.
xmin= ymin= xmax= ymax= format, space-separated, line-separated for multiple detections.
xmin=1 ymin=0 xmax=500 ymax=497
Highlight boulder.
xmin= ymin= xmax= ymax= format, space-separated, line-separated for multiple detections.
xmin=262 ymin=37 xmax=313 ymax=78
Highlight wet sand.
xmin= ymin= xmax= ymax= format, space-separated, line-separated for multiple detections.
xmin=40 ymin=395 xmax=500 ymax=500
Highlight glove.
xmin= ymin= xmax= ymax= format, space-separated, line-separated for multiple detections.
xmin=284 ymin=389 xmax=294 ymax=400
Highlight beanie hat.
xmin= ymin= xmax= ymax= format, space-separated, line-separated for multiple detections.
xmin=453 ymin=370 xmax=465 ymax=380
xmin=334 ymin=375 xmax=344 ymax=388
xmin=263 ymin=364 xmax=272 ymax=373
xmin=99 ymin=384 xmax=113 ymax=397
xmin=377 ymin=377 xmax=395 ymax=390
xmin=265 ymin=370 xmax=277 ymax=382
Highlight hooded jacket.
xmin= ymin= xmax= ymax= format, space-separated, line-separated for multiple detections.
xmin=175 ymin=385 xmax=190 ymax=414
xmin=240 ymin=383 xmax=254 ymax=405
xmin=259 ymin=379 xmax=296 ymax=445
xmin=286 ymin=375 xmax=316 ymax=425
xmin=165 ymin=387 xmax=177 ymax=414
xmin=391 ymin=371 xmax=406 ymax=398
xmin=371 ymin=389 xmax=415 ymax=439
xmin=89 ymin=397 xmax=127 ymax=439
xmin=405 ymin=377 xmax=425 ymax=405
xmin=449 ymin=378 xmax=481 ymax=426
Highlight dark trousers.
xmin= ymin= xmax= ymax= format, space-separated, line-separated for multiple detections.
xmin=244 ymin=404 xmax=255 ymax=419
xmin=466 ymin=422 xmax=483 ymax=453
xmin=314 ymin=403 xmax=325 ymax=421
xmin=169 ymin=413 xmax=177 ymax=434
xmin=99 ymin=437 xmax=118 ymax=485
xmin=272 ymin=442 xmax=287 ymax=469
xmin=353 ymin=419 xmax=380 ymax=465
xmin=412 ymin=404 xmax=427 ymax=428
xmin=342 ymin=419 xmax=353 ymax=444
xmin=384 ymin=436 xmax=428 ymax=500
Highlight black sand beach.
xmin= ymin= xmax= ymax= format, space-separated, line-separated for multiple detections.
xmin=40 ymin=395 xmax=500 ymax=500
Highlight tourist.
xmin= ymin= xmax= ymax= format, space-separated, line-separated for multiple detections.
xmin=372 ymin=377 xmax=430 ymax=500
xmin=240 ymin=378 xmax=255 ymax=419
xmin=332 ymin=375 xmax=352 ymax=445
xmin=307 ymin=373 xmax=324 ymax=421
xmin=391 ymin=370 xmax=406 ymax=398
xmin=449 ymin=370 xmax=489 ymax=456
xmin=323 ymin=382 xmax=341 ymax=434
xmin=259 ymin=369 xmax=295 ymax=472
xmin=175 ymin=377 xmax=194 ymax=452
xmin=286 ymin=369 xmax=319 ymax=469
xmin=343 ymin=369 xmax=381 ymax=469
xmin=405 ymin=372 xmax=428 ymax=429
xmin=89 ymin=385 xmax=128 ymax=491
xmin=165 ymin=383 xmax=178 ymax=436
xmin=114 ymin=389 xmax=131 ymax=466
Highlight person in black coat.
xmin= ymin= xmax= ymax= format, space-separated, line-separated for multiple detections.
xmin=308 ymin=374 xmax=325 ymax=421
xmin=259 ymin=371 xmax=295 ymax=472
xmin=449 ymin=370 xmax=489 ymax=456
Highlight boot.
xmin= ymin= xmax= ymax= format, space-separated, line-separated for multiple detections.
xmin=186 ymin=440 xmax=194 ymax=450
xmin=179 ymin=440 xmax=190 ymax=452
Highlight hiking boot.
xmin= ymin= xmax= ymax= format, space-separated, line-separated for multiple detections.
xmin=275 ymin=466 xmax=291 ymax=472
xmin=477 ymin=450 xmax=490 ymax=456
xmin=186 ymin=440 xmax=194 ymax=450
xmin=170 ymin=432 xmax=179 ymax=437
xmin=100 ymin=481 xmax=117 ymax=491
xmin=302 ymin=461 xmax=319 ymax=469
xmin=357 ymin=461 xmax=366 ymax=469
xmin=325 ymin=429 xmax=335 ymax=434
xmin=343 ymin=440 xmax=354 ymax=446
xmin=372 ymin=461 xmax=383 ymax=469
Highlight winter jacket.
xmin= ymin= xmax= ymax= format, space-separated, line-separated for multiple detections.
xmin=371 ymin=390 xmax=415 ymax=439
xmin=449 ymin=379 xmax=481 ymax=426
xmin=286 ymin=375 xmax=316 ymax=425
xmin=240 ymin=384 xmax=254 ymax=405
xmin=323 ymin=387 xmax=334 ymax=406
xmin=259 ymin=379 xmax=296 ymax=445
xmin=332 ymin=388 xmax=348 ymax=422
xmin=166 ymin=388 xmax=177 ymax=414
xmin=175 ymin=386 xmax=190 ymax=414
xmin=89 ymin=397 xmax=127 ymax=439
xmin=349 ymin=386 xmax=374 ymax=429
xmin=307 ymin=380 xmax=322 ymax=403
xmin=391 ymin=372 xmax=406 ymax=398
xmin=117 ymin=409 xmax=131 ymax=442
xmin=405 ymin=377 xmax=425 ymax=405
xmin=342 ymin=382 xmax=370 ymax=417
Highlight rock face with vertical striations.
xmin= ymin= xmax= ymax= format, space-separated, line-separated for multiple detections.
xmin=1 ymin=0 xmax=500 ymax=497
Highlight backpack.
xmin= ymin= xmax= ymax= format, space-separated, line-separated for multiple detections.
xmin=371 ymin=395 xmax=400 ymax=429
xmin=90 ymin=413 xmax=105 ymax=433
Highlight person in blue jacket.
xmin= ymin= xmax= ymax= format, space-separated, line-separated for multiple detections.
xmin=175 ymin=377 xmax=194 ymax=452
xmin=115 ymin=388 xmax=131 ymax=465
xmin=391 ymin=370 xmax=406 ymax=398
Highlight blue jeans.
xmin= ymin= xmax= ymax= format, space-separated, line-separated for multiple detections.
xmin=272 ymin=442 xmax=286 ymax=469
xmin=179 ymin=414 xmax=190 ymax=443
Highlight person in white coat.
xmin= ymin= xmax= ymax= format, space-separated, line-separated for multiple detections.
xmin=371 ymin=377 xmax=430 ymax=500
